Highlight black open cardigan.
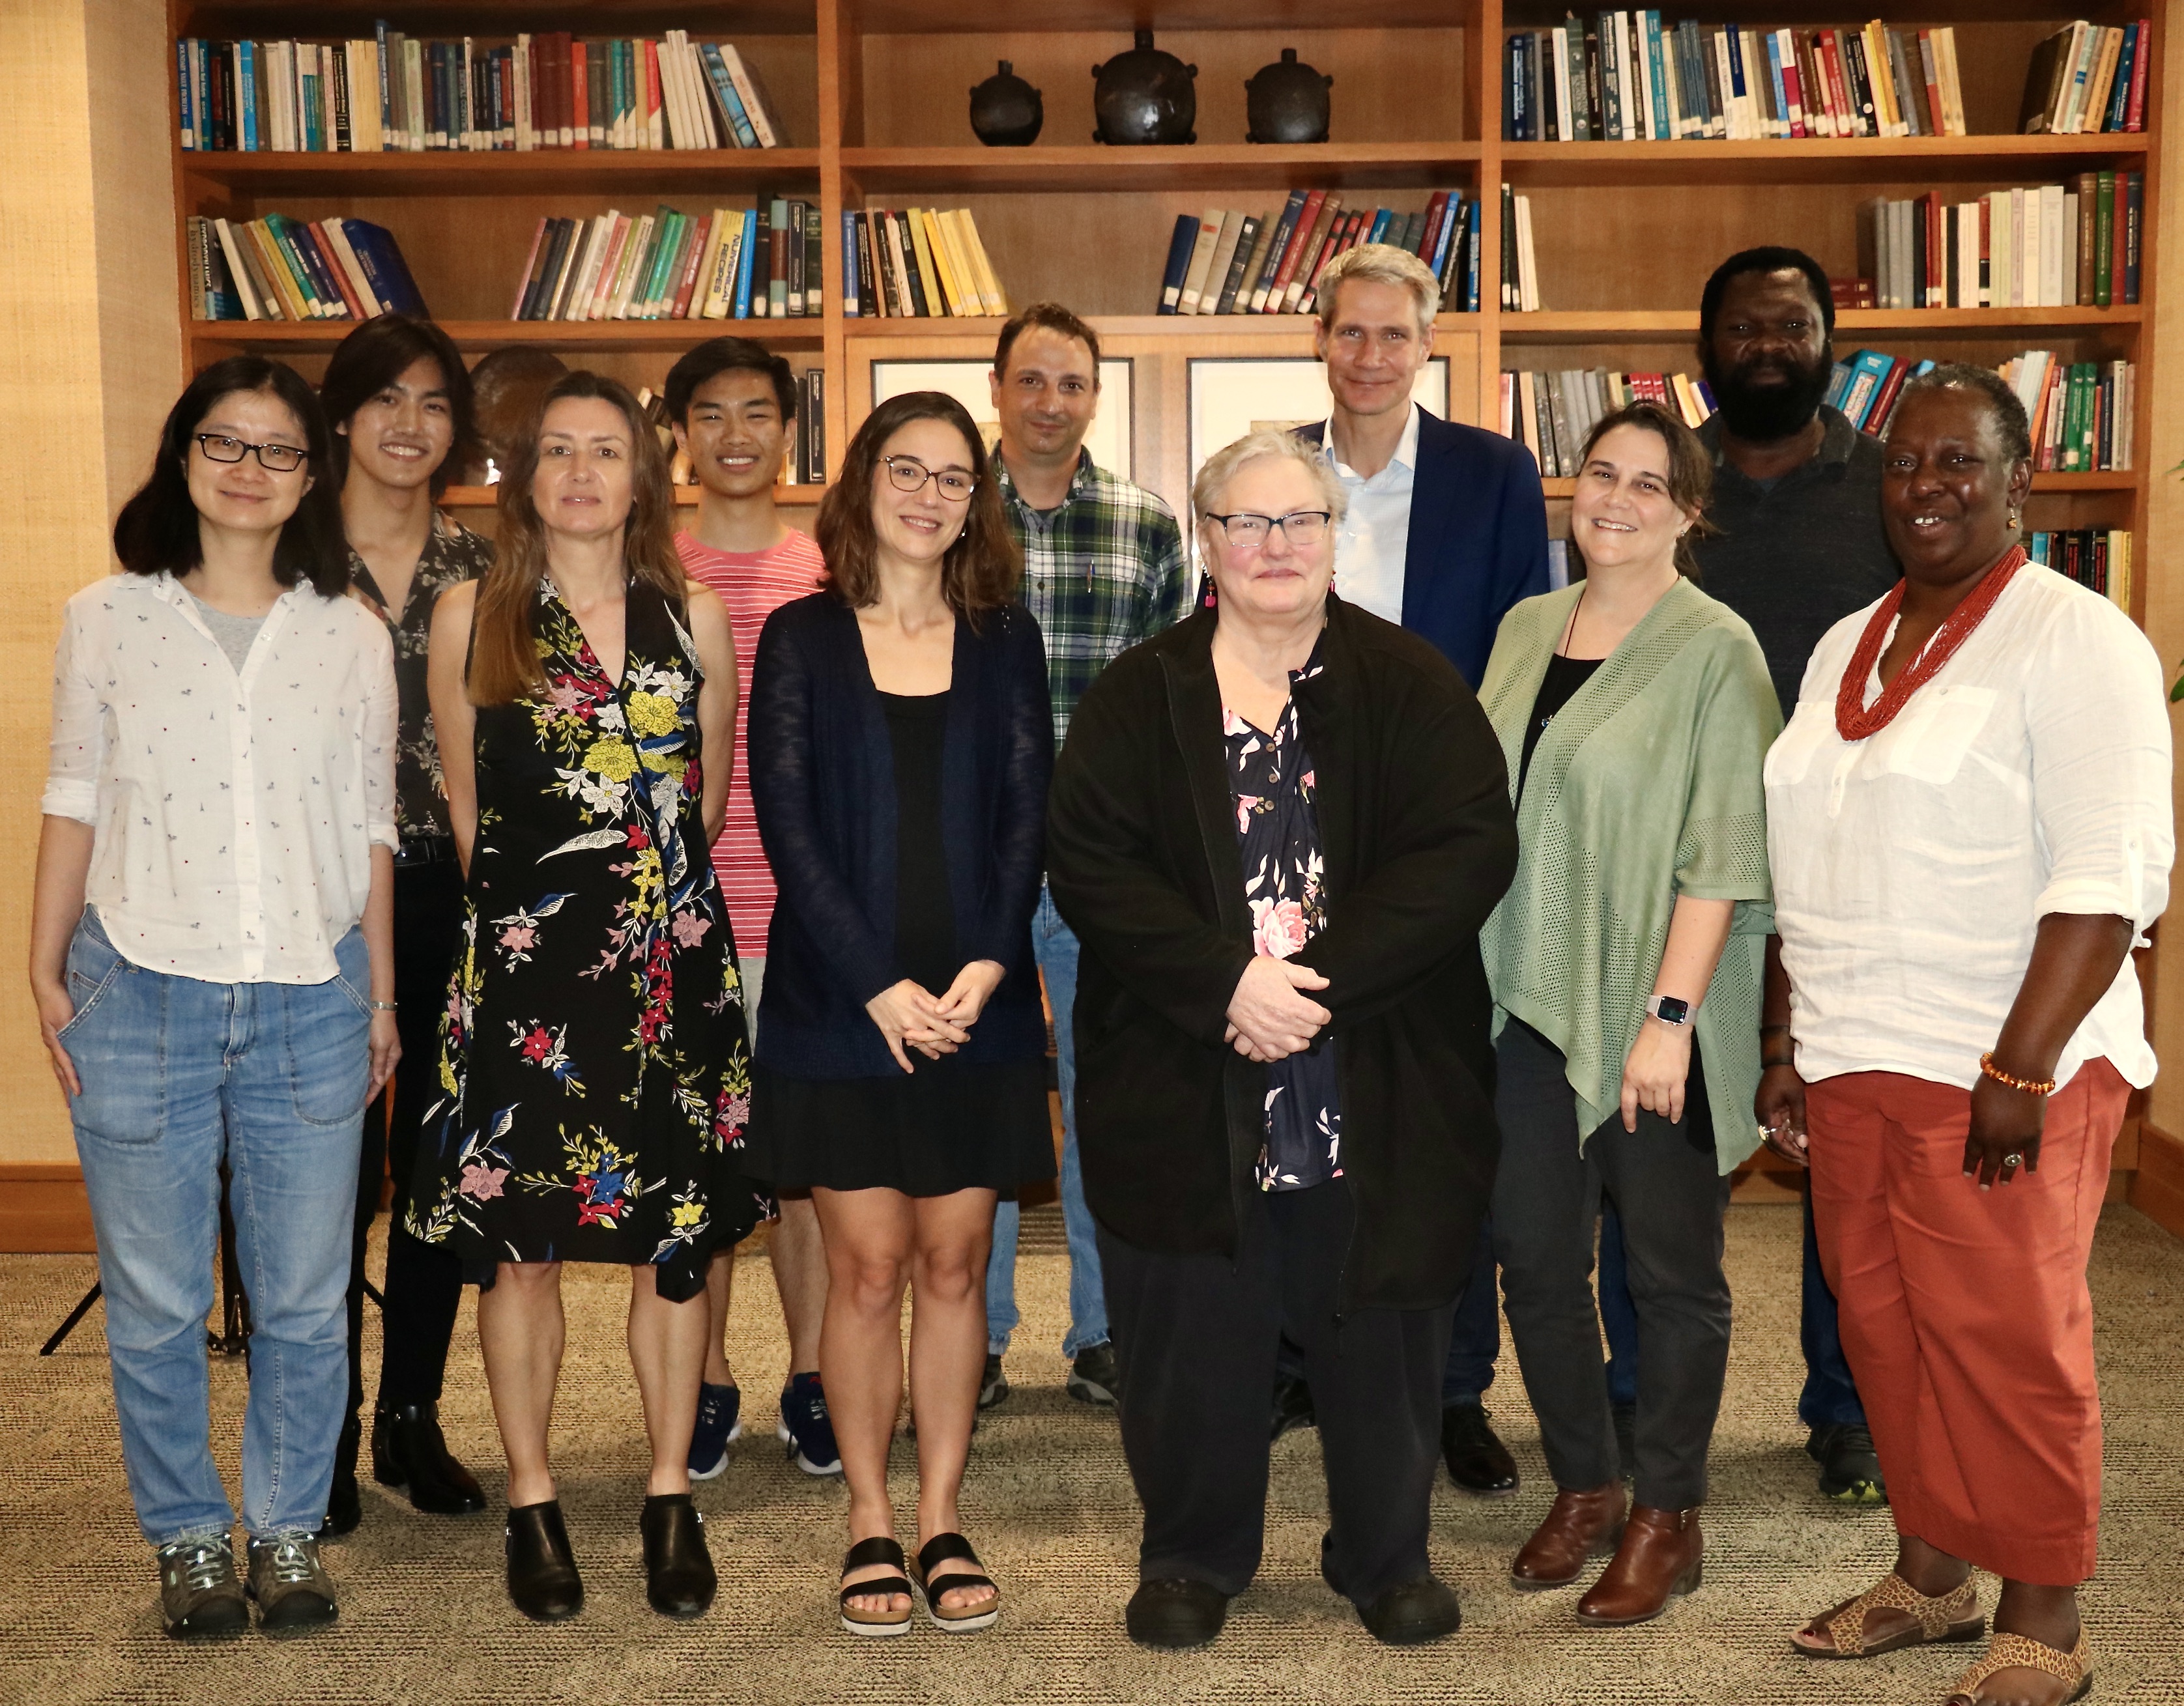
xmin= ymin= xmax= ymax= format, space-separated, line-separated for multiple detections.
xmin=1046 ymin=595 xmax=1519 ymax=1315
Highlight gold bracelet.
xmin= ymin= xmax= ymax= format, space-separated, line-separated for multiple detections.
xmin=1979 ymin=1051 xmax=2056 ymax=1097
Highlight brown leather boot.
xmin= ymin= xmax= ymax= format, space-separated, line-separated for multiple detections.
xmin=1509 ymin=1483 xmax=1628 ymax=1590
xmin=1575 ymin=1504 xmax=1703 ymax=1627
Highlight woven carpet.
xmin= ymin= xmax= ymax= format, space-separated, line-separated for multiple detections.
xmin=6 ymin=1204 xmax=2181 ymax=1705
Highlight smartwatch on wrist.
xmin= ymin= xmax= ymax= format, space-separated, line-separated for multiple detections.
xmin=1645 ymin=994 xmax=1691 ymax=1027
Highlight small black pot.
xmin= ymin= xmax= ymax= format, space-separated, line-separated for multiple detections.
xmin=1246 ymin=48 xmax=1333 ymax=145
xmin=969 ymin=60 xmax=1042 ymax=147
xmin=1092 ymin=30 xmax=1198 ymax=145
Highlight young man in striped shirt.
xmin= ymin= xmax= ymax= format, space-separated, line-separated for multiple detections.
xmin=668 ymin=337 xmax=839 ymax=1479
xmin=981 ymin=304 xmax=1191 ymax=1412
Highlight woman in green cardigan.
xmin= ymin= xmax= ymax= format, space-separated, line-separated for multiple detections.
xmin=1478 ymin=401 xmax=1779 ymax=1629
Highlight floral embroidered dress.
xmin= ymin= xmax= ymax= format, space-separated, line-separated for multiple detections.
xmin=1226 ymin=646 xmax=1343 ymax=1192
xmin=407 ymin=577 xmax=762 ymax=1300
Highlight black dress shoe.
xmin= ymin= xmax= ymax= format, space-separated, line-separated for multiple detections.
xmin=1356 ymin=1574 xmax=1463 ymax=1645
xmin=1440 ymin=1402 xmax=1519 ymax=1496
xmin=1807 ymin=1423 xmax=1888 ymax=1505
xmin=373 ymin=1402 xmax=487 ymax=1515
xmin=1126 ymin=1577 xmax=1229 ymax=1650
xmin=505 ymin=1500 xmax=583 ymax=1622
xmin=1271 ymin=1374 xmax=1316 ymax=1443
xmin=319 ymin=1414 xmax=362 ymax=1539
xmin=639 ymin=1493 xmax=715 ymax=1619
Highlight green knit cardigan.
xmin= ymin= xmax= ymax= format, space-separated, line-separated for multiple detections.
xmin=1478 ymin=578 xmax=1782 ymax=1173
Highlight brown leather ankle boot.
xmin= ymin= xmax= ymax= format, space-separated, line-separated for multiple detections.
xmin=1510 ymin=1483 xmax=1628 ymax=1590
xmin=1575 ymin=1504 xmax=1703 ymax=1627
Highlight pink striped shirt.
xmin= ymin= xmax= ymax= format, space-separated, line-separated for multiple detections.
xmin=676 ymin=528 xmax=827 ymax=951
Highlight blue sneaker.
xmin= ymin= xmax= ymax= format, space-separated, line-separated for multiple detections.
xmin=689 ymin=1381 xmax=742 ymax=1481
xmin=777 ymin=1372 xmax=842 ymax=1477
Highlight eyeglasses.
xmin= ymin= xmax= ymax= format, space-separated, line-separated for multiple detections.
xmin=1201 ymin=510 xmax=1334 ymax=547
xmin=194 ymin=434 xmax=308 ymax=474
xmin=882 ymin=455 xmax=977 ymax=502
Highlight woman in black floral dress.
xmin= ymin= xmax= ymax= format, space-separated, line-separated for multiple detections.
xmin=409 ymin=371 xmax=760 ymax=1625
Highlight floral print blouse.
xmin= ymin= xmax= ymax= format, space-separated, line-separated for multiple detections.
xmin=350 ymin=514 xmax=495 ymax=843
xmin=1226 ymin=648 xmax=1342 ymax=1193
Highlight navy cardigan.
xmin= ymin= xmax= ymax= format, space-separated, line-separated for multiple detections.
xmin=1297 ymin=408 xmax=1551 ymax=688
xmin=747 ymin=593 xmax=1053 ymax=1079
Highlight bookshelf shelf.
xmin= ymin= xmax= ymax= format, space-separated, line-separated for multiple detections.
xmin=1499 ymin=134 xmax=2154 ymax=188
xmin=839 ymin=145 xmax=1487 ymax=196
xmin=1540 ymin=470 xmax=2141 ymax=498
xmin=1501 ymin=306 xmax=2145 ymax=343
xmin=439 ymin=483 xmax=825 ymax=509
xmin=185 ymin=319 xmax=827 ymax=354
xmin=179 ymin=149 xmax=824 ymax=195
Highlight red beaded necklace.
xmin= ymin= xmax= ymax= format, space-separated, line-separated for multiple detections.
xmin=1834 ymin=544 xmax=2028 ymax=743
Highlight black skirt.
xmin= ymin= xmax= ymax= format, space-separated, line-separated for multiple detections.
xmin=750 ymin=1056 xmax=1056 ymax=1197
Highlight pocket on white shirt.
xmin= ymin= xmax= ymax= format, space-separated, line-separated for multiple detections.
xmin=1873 ymin=685 xmax=1998 ymax=786
xmin=1763 ymin=700 xmax=1835 ymax=788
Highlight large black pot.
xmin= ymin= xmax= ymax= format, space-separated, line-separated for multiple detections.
xmin=1246 ymin=48 xmax=1333 ymax=144
xmin=1092 ymin=31 xmax=1197 ymax=145
xmin=969 ymin=60 xmax=1042 ymax=147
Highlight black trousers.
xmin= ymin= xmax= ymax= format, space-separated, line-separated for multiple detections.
xmin=1099 ymin=1181 xmax=1456 ymax=1606
xmin=1491 ymin=1017 xmax=1732 ymax=1512
xmin=345 ymin=858 xmax=468 ymax=1419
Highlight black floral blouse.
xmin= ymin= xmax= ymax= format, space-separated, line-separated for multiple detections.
xmin=1225 ymin=648 xmax=1342 ymax=1193
xmin=350 ymin=515 xmax=496 ymax=842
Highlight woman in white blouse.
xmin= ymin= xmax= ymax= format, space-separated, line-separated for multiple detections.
xmin=1759 ymin=367 xmax=2171 ymax=1706
xmin=29 ymin=357 xmax=399 ymax=1643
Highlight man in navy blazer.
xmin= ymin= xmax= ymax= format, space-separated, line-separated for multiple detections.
xmin=1274 ymin=241 xmax=1556 ymax=1496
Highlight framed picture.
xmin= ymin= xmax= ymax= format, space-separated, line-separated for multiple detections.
xmin=1186 ymin=357 xmax=1450 ymax=491
xmin=869 ymin=358 xmax=1135 ymax=481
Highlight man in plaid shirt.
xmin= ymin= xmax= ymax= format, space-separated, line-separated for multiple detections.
xmin=981 ymin=304 xmax=1188 ymax=1414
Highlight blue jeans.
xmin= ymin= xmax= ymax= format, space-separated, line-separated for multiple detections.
xmin=1439 ymin=1209 xmax=1641 ymax=1408
xmin=65 ymin=909 xmax=372 ymax=1546
xmin=986 ymin=889 xmax=1108 ymax=1359
xmin=1796 ymin=1184 xmax=1867 ymax=1429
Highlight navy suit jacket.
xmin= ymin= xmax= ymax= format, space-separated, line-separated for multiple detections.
xmin=1298 ymin=407 xmax=1550 ymax=688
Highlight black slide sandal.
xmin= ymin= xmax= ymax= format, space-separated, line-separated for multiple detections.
xmin=911 ymin=1533 xmax=1000 ymax=1634
xmin=839 ymin=1537 xmax=915 ymax=1638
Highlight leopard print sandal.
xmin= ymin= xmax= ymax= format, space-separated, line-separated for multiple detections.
xmin=1790 ymin=1572 xmax=1984 ymax=1658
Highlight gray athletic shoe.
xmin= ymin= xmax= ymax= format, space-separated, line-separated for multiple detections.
xmin=156 ymin=1535 xmax=248 ymax=1641
xmin=246 ymin=1532 xmax=339 ymax=1636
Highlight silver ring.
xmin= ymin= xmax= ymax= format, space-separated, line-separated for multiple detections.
xmin=2003 ymin=1152 xmax=2024 ymax=1168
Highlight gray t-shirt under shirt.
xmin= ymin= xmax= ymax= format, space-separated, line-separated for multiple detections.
xmin=185 ymin=591 xmax=267 ymax=673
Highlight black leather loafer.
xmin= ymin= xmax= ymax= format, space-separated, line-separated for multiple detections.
xmin=319 ymin=1414 xmax=362 ymax=1539
xmin=1126 ymin=1577 xmax=1229 ymax=1649
xmin=1440 ymin=1401 xmax=1520 ymax=1496
xmin=1357 ymin=1574 xmax=1463 ymax=1645
xmin=505 ymin=1500 xmax=583 ymax=1622
xmin=373 ymin=1402 xmax=487 ymax=1515
xmin=639 ymin=1493 xmax=715 ymax=1619
xmin=1271 ymin=1374 xmax=1316 ymax=1443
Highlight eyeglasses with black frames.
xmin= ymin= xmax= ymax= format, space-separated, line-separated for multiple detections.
xmin=1201 ymin=510 xmax=1334 ymax=547
xmin=881 ymin=455 xmax=977 ymax=502
xmin=194 ymin=434 xmax=308 ymax=474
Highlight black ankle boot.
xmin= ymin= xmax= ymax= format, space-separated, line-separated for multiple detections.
xmin=372 ymin=1402 xmax=487 ymax=1515
xmin=504 ymin=1500 xmax=583 ymax=1622
xmin=320 ymin=1414 xmax=362 ymax=1539
xmin=639 ymin=1494 xmax=715 ymax=1619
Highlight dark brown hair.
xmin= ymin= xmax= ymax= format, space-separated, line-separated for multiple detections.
xmin=815 ymin=391 xmax=1021 ymax=618
xmin=994 ymin=301 xmax=1101 ymax=377
xmin=319 ymin=313 xmax=478 ymax=498
xmin=469 ymin=370 xmax=685 ymax=705
xmin=1571 ymin=400 xmax=1719 ymax=581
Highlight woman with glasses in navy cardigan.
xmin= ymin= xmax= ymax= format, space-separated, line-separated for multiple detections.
xmin=745 ymin=391 xmax=1054 ymax=1638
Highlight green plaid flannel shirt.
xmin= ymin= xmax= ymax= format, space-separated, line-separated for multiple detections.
xmin=998 ymin=449 xmax=1190 ymax=746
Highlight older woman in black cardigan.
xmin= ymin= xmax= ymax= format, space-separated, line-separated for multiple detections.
xmin=1048 ymin=429 xmax=1518 ymax=1651
xmin=747 ymin=392 xmax=1053 ymax=1638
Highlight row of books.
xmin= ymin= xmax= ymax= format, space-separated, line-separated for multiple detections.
xmin=187 ymin=214 xmax=425 ymax=322
xmin=1498 ymin=369 xmax=1717 ymax=475
xmin=175 ymin=29 xmax=787 ymax=153
xmin=510 ymin=201 xmax=819 ymax=322
xmin=2027 ymin=530 xmax=2131 ymax=608
xmin=1155 ymin=193 xmax=1479 ymax=318
xmin=2020 ymin=21 xmax=2153 ymax=135
xmin=1499 ymin=186 xmax=1543 ymax=311
xmin=840 ymin=210 xmax=1008 ymax=319
xmin=1504 ymin=16 xmax=1973 ymax=143
xmin=1861 ymin=173 xmax=2142 ymax=312
xmin=2002 ymin=351 xmax=2134 ymax=472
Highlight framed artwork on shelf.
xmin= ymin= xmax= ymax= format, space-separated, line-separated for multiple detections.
xmin=1186 ymin=357 xmax=1450 ymax=489
xmin=870 ymin=358 xmax=1136 ymax=482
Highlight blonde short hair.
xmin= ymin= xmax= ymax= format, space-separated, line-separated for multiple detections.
xmin=1314 ymin=242 xmax=1441 ymax=335
xmin=1191 ymin=429 xmax=1348 ymax=530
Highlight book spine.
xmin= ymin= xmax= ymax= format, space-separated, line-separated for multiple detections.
xmin=2123 ymin=170 xmax=2142 ymax=303
xmin=2125 ymin=18 xmax=2151 ymax=130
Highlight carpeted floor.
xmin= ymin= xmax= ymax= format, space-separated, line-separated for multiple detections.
xmin=5 ymin=1203 xmax=2181 ymax=1705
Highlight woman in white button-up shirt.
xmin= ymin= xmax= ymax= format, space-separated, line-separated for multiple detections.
xmin=1760 ymin=368 xmax=2171 ymax=1706
xmin=29 ymin=357 xmax=399 ymax=1640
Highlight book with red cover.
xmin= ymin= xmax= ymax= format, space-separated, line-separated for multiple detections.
xmin=2124 ymin=18 xmax=2151 ymax=130
xmin=570 ymin=38 xmax=588 ymax=149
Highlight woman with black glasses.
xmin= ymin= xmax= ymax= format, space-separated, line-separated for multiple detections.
xmin=746 ymin=392 xmax=1052 ymax=1637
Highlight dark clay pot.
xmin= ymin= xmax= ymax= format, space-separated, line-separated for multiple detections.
xmin=1091 ymin=30 xmax=1197 ymax=145
xmin=1246 ymin=48 xmax=1333 ymax=145
xmin=969 ymin=60 xmax=1042 ymax=147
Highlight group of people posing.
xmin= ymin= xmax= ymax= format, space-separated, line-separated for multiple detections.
xmin=33 ymin=240 xmax=2169 ymax=1706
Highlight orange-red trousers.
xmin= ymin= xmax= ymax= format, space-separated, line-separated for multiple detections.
xmin=1805 ymin=1061 xmax=2126 ymax=1587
